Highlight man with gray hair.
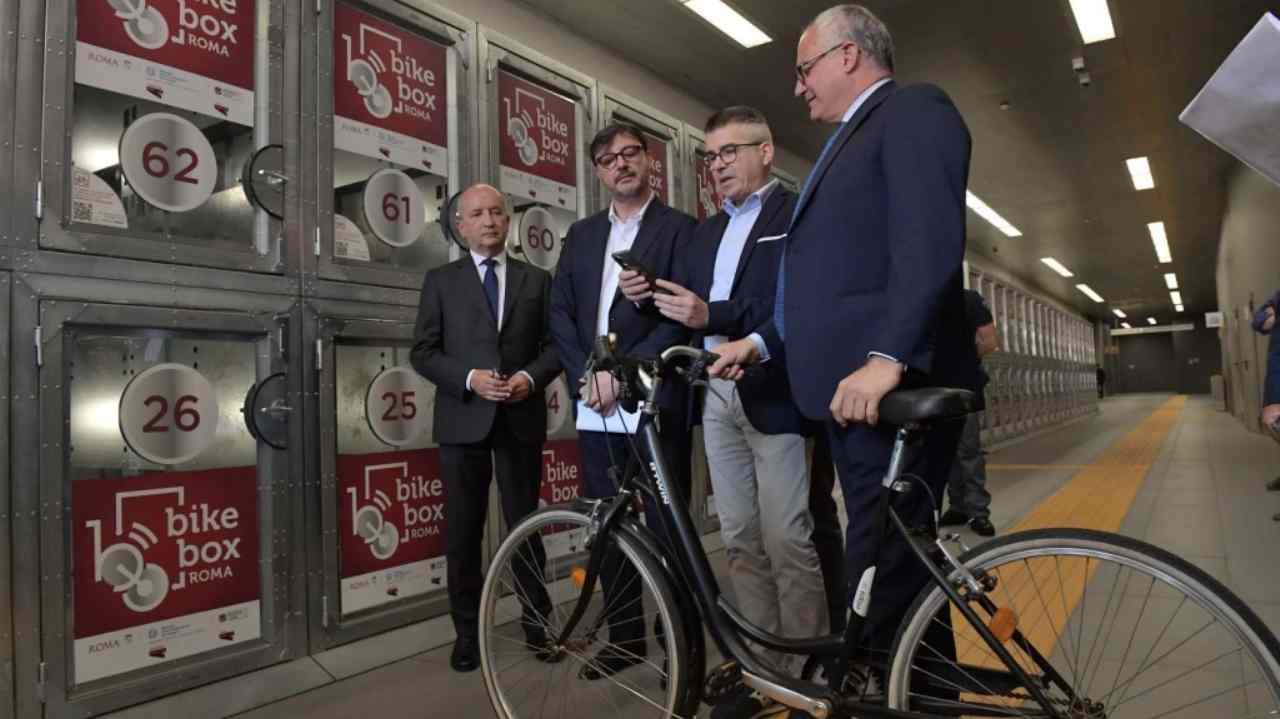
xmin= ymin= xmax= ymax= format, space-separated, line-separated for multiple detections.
xmin=710 ymin=4 xmax=980 ymax=691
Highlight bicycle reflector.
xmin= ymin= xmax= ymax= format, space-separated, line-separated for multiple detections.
xmin=988 ymin=606 xmax=1018 ymax=643
xmin=571 ymin=567 xmax=587 ymax=588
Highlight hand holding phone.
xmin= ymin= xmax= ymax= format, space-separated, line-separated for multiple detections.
xmin=612 ymin=250 xmax=671 ymax=301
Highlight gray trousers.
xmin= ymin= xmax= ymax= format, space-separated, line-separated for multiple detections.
xmin=947 ymin=412 xmax=991 ymax=518
xmin=703 ymin=379 xmax=829 ymax=672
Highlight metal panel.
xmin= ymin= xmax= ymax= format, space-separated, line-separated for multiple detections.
xmin=0 ymin=274 xmax=11 ymax=719
xmin=0 ymin=0 xmax=15 ymax=256
xmin=312 ymin=0 xmax=474 ymax=291
xmin=598 ymin=87 xmax=682 ymax=213
xmin=28 ymin=0 xmax=290 ymax=276
xmin=12 ymin=276 xmax=300 ymax=718
xmin=303 ymin=299 xmax=458 ymax=652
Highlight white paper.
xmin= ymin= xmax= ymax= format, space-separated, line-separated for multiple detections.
xmin=1179 ymin=13 xmax=1280 ymax=187
xmin=575 ymin=399 xmax=643 ymax=435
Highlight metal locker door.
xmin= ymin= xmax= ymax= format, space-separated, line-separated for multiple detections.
xmin=0 ymin=274 xmax=11 ymax=719
xmin=599 ymin=89 xmax=683 ymax=213
xmin=13 ymin=277 xmax=300 ymax=718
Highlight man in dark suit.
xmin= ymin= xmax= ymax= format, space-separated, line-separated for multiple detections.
xmin=411 ymin=183 xmax=563 ymax=673
xmin=633 ymin=106 xmax=840 ymax=718
xmin=710 ymin=4 xmax=981 ymax=663
xmin=549 ymin=122 xmax=695 ymax=679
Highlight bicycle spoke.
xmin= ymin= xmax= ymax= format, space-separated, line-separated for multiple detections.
xmin=1108 ymin=573 xmax=1159 ymax=706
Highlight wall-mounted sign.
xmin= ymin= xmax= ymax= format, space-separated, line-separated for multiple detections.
xmin=338 ymin=449 xmax=447 ymax=614
xmin=76 ymin=0 xmax=256 ymax=126
xmin=1205 ymin=311 xmax=1223 ymax=328
xmin=538 ymin=440 xmax=585 ymax=559
xmin=119 ymin=362 xmax=220 ymax=465
xmin=119 ymin=113 xmax=217 ymax=213
xmin=334 ymin=214 xmax=371 ymax=261
xmin=694 ymin=149 xmax=723 ymax=221
xmin=362 ymin=169 xmax=426 ymax=248
xmin=333 ymin=2 xmax=449 ymax=174
xmin=516 ymin=206 xmax=559 ymax=270
xmin=71 ymin=467 xmax=261 ymax=683
xmin=364 ymin=365 xmax=434 ymax=446
xmin=72 ymin=166 xmax=129 ymax=228
xmin=497 ymin=69 xmax=577 ymax=212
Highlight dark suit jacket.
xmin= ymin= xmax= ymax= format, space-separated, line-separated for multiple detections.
xmin=411 ymin=255 xmax=562 ymax=445
xmin=1266 ymin=330 xmax=1280 ymax=406
xmin=758 ymin=81 xmax=982 ymax=419
xmin=681 ymin=186 xmax=807 ymax=436
xmin=549 ymin=199 xmax=695 ymax=411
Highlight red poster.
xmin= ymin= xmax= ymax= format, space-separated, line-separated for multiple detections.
xmin=497 ymin=69 xmax=578 ymax=212
xmin=337 ymin=449 xmax=448 ymax=614
xmin=71 ymin=467 xmax=261 ymax=683
xmin=694 ymin=149 xmax=724 ymax=221
xmin=76 ymin=0 xmax=256 ymax=125
xmin=333 ymin=2 xmax=449 ymax=173
xmin=539 ymin=440 xmax=587 ymax=557
xmin=644 ymin=132 xmax=670 ymax=205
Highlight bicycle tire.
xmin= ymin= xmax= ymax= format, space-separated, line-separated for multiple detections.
xmin=887 ymin=528 xmax=1280 ymax=718
xmin=479 ymin=506 xmax=691 ymax=719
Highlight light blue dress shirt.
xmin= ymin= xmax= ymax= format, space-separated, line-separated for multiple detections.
xmin=705 ymin=180 xmax=779 ymax=350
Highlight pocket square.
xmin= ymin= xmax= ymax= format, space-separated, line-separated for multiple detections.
xmin=756 ymin=234 xmax=786 ymax=243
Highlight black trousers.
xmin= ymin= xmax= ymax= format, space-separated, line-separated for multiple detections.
xmin=441 ymin=411 xmax=550 ymax=640
xmin=809 ymin=432 xmax=848 ymax=634
xmin=577 ymin=409 xmax=691 ymax=650
xmin=826 ymin=417 xmax=962 ymax=657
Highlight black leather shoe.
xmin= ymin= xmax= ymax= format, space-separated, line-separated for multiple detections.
xmin=968 ymin=517 xmax=996 ymax=537
xmin=938 ymin=508 xmax=969 ymax=527
xmin=578 ymin=646 xmax=647 ymax=680
xmin=451 ymin=635 xmax=479 ymax=673
xmin=1266 ymin=476 xmax=1280 ymax=492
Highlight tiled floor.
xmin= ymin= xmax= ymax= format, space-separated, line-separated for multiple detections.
xmin=194 ymin=395 xmax=1280 ymax=718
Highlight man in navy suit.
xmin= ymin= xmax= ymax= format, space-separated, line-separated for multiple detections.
xmin=711 ymin=4 xmax=981 ymax=662
xmin=549 ymin=122 xmax=695 ymax=679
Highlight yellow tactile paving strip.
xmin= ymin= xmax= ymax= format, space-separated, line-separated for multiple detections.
xmin=952 ymin=396 xmax=1187 ymax=681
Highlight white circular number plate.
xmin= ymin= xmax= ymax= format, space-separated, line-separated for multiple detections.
xmin=362 ymin=169 xmax=426 ymax=248
xmin=518 ymin=206 xmax=560 ymax=270
xmin=118 ymin=113 xmax=217 ymax=213
xmin=118 ymin=363 xmax=220 ymax=465
xmin=545 ymin=375 xmax=570 ymax=435
xmin=365 ymin=366 xmax=434 ymax=447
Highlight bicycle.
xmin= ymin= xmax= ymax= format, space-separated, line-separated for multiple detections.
xmin=479 ymin=338 xmax=1280 ymax=718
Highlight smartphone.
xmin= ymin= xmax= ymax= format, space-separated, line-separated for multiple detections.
xmin=611 ymin=250 xmax=670 ymax=294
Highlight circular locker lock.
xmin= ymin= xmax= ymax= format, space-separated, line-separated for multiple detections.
xmin=365 ymin=366 xmax=434 ymax=447
xmin=240 ymin=144 xmax=287 ymax=220
xmin=544 ymin=375 xmax=571 ymax=435
xmin=119 ymin=113 xmax=217 ymax=213
xmin=516 ymin=206 xmax=560 ymax=270
xmin=362 ymin=169 xmax=426 ymax=248
xmin=242 ymin=372 xmax=290 ymax=450
xmin=119 ymin=363 xmax=221 ymax=466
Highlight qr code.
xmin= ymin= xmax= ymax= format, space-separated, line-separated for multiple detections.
xmin=72 ymin=201 xmax=93 ymax=222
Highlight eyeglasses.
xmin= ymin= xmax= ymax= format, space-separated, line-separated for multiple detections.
xmin=795 ymin=41 xmax=852 ymax=82
xmin=702 ymin=142 xmax=764 ymax=167
xmin=594 ymin=144 xmax=645 ymax=169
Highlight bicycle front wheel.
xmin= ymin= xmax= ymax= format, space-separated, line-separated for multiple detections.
xmin=479 ymin=506 xmax=689 ymax=719
xmin=887 ymin=528 xmax=1280 ymax=718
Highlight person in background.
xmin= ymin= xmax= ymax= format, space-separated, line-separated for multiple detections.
xmin=1096 ymin=365 xmax=1107 ymax=399
xmin=939 ymin=288 xmax=998 ymax=537
xmin=1252 ymin=293 xmax=1280 ymax=496
xmin=410 ymin=184 xmax=563 ymax=673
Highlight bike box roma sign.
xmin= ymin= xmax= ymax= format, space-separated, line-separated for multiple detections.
xmin=338 ymin=449 xmax=448 ymax=615
xmin=498 ymin=69 xmax=578 ymax=212
xmin=333 ymin=2 xmax=449 ymax=173
xmin=76 ymin=0 xmax=255 ymax=126
xmin=71 ymin=467 xmax=260 ymax=684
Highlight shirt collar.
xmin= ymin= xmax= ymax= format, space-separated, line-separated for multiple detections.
xmin=840 ymin=76 xmax=893 ymax=123
xmin=723 ymin=179 xmax=779 ymax=217
xmin=608 ymin=190 xmax=656 ymax=226
xmin=470 ymin=249 xmax=507 ymax=268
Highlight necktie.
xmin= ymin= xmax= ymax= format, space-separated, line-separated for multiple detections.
xmin=775 ymin=122 xmax=847 ymax=342
xmin=482 ymin=258 xmax=500 ymax=325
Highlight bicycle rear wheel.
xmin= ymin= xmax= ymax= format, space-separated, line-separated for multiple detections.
xmin=887 ymin=528 xmax=1280 ymax=718
xmin=479 ymin=506 xmax=689 ymax=719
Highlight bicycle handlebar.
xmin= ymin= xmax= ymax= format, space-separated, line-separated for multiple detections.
xmin=586 ymin=334 xmax=718 ymax=410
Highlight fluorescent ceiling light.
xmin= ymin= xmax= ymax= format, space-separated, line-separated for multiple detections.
xmin=1113 ymin=308 xmax=1127 ymax=318
xmin=1069 ymin=0 xmax=1116 ymax=44
xmin=966 ymin=191 xmax=1022 ymax=237
xmin=1121 ymin=322 xmax=1132 ymax=329
xmin=1163 ymin=272 xmax=1178 ymax=289
xmin=1148 ymin=222 xmax=1172 ymax=263
xmin=682 ymin=0 xmax=772 ymax=48
xmin=1075 ymin=284 xmax=1105 ymax=303
xmin=1170 ymin=291 xmax=1183 ymax=305
xmin=1175 ymin=305 xmax=1184 ymax=313
xmin=1147 ymin=317 xmax=1157 ymax=325
xmin=1125 ymin=156 xmax=1154 ymax=190
xmin=1040 ymin=257 xmax=1074 ymax=277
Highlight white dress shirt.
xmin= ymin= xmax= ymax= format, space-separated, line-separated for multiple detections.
xmin=463 ymin=250 xmax=536 ymax=393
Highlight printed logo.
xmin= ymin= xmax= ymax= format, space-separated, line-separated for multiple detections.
xmin=345 ymin=461 xmax=444 ymax=560
xmin=340 ymin=17 xmax=439 ymax=121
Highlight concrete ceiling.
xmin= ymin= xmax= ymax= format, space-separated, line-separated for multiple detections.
xmin=517 ymin=0 xmax=1276 ymax=323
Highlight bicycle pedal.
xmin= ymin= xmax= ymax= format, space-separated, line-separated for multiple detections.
xmin=702 ymin=660 xmax=742 ymax=706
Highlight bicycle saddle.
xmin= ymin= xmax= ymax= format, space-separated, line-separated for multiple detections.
xmin=879 ymin=387 xmax=977 ymax=425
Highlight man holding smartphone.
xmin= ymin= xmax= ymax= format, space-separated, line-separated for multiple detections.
xmin=549 ymin=122 xmax=696 ymax=679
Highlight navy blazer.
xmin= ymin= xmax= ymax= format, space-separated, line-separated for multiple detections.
xmin=549 ymin=199 xmax=695 ymax=411
xmin=1266 ymin=330 xmax=1280 ymax=406
xmin=759 ymin=81 xmax=982 ymax=419
xmin=682 ymin=186 xmax=808 ymax=436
